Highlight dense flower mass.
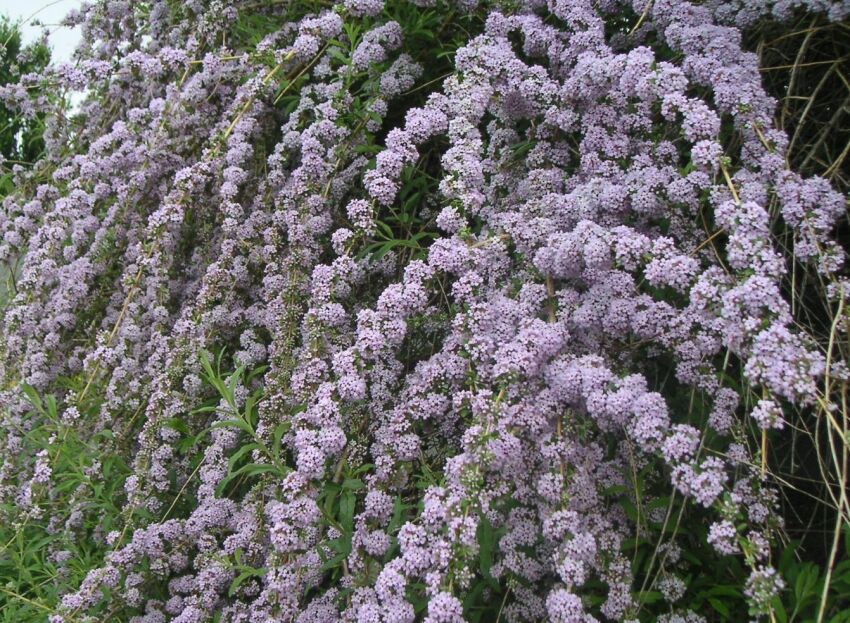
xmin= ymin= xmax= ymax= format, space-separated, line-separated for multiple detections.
xmin=0 ymin=0 xmax=847 ymax=621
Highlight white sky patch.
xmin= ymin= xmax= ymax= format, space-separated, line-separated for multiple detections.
xmin=0 ymin=0 xmax=83 ymax=64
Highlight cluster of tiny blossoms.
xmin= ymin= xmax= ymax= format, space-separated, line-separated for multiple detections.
xmin=0 ymin=0 xmax=845 ymax=621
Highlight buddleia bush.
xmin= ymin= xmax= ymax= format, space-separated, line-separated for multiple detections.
xmin=0 ymin=0 xmax=848 ymax=621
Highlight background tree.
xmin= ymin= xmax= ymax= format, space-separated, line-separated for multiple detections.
xmin=0 ymin=15 xmax=50 ymax=176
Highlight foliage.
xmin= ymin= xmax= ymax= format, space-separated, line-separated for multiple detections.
xmin=0 ymin=0 xmax=848 ymax=622
xmin=0 ymin=16 xmax=50 ymax=168
xmin=0 ymin=15 xmax=51 ymax=304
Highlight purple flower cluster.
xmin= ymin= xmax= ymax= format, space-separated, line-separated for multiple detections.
xmin=0 ymin=0 xmax=845 ymax=621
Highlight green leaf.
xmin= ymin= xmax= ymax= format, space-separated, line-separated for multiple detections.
xmin=163 ymin=417 xmax=190 ymax=435
xmin=272 ymin=421 xmax=290 ymax=458
xmin=637 ymin=590 xmax=663 ymax=605
xmin=217 ymin=462 xmax=280 ymax=494
xmin=830 ymin=610 xmax=850 ymax=623
xmin=246 ymin=364 xmax=268 ymax=384
xmin=319 ymin=550 xmax=348 ymax=572
xmin=354 ymin=143 xmax=382 ymax=155
xmin=709 ymin=597 xmax=731 ymax=617
xmin=772 ymin=596 xmax=788 ymax=623
xmin=211 ymin=418 xmax=254 ymax=436
xmin=339 ymin=490 xmax=355 ymax=533
xmin=341 ymin=478 xmax=364 ymax=490
xmin=228 ymin=442 xmax=261 ymax=470
xmin=327 ymin=47 xmax=349 ymax=65
xmin=20 ymin=384 xmax=44 ymax=414
xmin=44 ymin=395 xmax=58 ymax=420
xmin=228 ymin=566 xmax=267 ymax=597
xmin=477 ymin=515 xmax=496 ymax=586
xmin=705 ymin=585 xmax=743 ymax=598
xmin=796 ymin=564 xmax=819 ymax=603
xmin=189 ymin=404 xmax=219 ymax=416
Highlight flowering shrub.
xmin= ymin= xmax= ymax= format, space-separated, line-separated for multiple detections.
xmin=0 ymin=0 xmax=848 ymax=622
